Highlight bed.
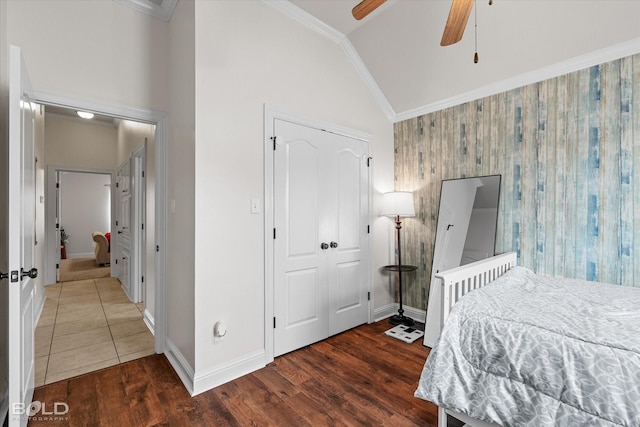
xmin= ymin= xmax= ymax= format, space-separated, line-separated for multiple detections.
xmin=414 ymin=252 xmax=640 ymax=427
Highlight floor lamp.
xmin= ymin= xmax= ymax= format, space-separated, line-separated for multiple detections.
xmin=381 ymin=191 xmax=416 ymax=327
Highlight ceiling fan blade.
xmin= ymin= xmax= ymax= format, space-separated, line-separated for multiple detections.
xmin=352 ymin=0 xmax=386 ymax=21
xmin=441 ymin=0 xmax=474 ymax=46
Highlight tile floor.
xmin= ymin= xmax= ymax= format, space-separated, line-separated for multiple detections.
xmin=34 ymin=277 xmax=155 ymax=386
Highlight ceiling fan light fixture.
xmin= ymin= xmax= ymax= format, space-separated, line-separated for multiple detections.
xmin=77 ymin=111 xmax=94 ymax=119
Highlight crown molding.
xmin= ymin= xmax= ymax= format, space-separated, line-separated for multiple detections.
xmin=395 ymin=37 xmax=640 ymax=122
xmin=339 ymin=39 xmax=396 ymax=121
xmin=113 ymin=0 xmax=177 ymax=22
xmin=263 ymin=0 xmax=344 ymax=44
xmin=264 ymin=0 xmax=396 ymax=122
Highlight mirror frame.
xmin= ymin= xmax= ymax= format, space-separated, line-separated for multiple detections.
xmin=422 ymin=174 xmax=502 ymax=347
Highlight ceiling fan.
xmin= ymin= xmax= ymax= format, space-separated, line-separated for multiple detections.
xmin=352 ymin=0 xmax=490 ymax=47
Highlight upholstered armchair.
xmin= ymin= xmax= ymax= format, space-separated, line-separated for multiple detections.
xmin=92 ymin=231 xmax=110 ymax=266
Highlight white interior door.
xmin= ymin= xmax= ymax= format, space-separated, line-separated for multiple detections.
xmin=131 ymin=144 xmax=146 ymax=304
xmin=273 ymin=119 xmax=369 ymax=356
xmin=7 ymin=45 xmax=37 ymax=427
xmin=116 ymin=160 xmax=132 ymax=298
xmin=327 ymin=137 xmax=369 ymax=336
xmin=274 ymin=121 xmax=328 ymax=356
xmin=55 ymin=171 xmax=61 ymax=282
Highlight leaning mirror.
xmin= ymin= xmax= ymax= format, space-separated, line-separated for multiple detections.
xmin=423 ymin=175 xmax=501 ymax=347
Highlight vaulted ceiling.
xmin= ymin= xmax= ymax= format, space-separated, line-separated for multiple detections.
xmin=277 ymin=1 xmax=640 ymax=121
xmin=118 ymin=0 xmax=640 ymax=122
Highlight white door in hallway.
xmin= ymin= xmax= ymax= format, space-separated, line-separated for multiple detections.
xmin=7 ymin=45 xmax=37 ymax=427
xmin=273 ymin=119 xmax=370 ymax=357
xmin=116 ymin=160 xmax=132 ymax=298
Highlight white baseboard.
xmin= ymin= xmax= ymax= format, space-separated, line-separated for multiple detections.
xmin=374 ymin=303 xmax=426 ymax=324
xmin=143 ymin=309 xmax=155 ymax=335
xmin=192 ymin=350 xmax=266 ymax=397
xmin=164 ymin=338 xmax=195 ymax=395
xmin=374 ymin=302 xmax=398 ymax=322
xmin=403 ymin=305 xmax=426 ymax=324
xmin=164 ymin=338 xmax=268 ymax=397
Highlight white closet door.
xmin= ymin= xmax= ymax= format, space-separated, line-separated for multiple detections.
xmin=274 ymin=120 xmax=329 ymax=356
xmin=327 ymin=135 xmax=369 ymax=336
xmin=273 ymin=119 xmax=369 ymax=357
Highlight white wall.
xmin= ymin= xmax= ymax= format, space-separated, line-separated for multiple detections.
xmin=33 ymin=103 xmax=47 ymax=318
xmin=59 ymin=172 xmax=111 ymax=258
xmin=114 ymin=119 xmax=157 ymax=325
xmin=116 ymin=119 xmax=155 ymax=166
xmin=6 ymin=0 xmax=169 ymax=112
xmin=191 ymin=0 xmax=394 ymax=388
xmin=45 ymin=115 xmax=118 ymax=170
xmin=167 ymin=0 xmax=196 ymax=369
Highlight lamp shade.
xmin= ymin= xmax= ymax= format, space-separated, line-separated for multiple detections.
xmin=380 ymin=191 xmax=415 ymax=217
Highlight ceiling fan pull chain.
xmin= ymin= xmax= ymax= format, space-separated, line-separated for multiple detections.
xmin=474 ymin=1 xmax=479 ymax=63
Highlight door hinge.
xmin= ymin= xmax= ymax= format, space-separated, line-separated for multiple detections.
xmin=116 ymin=182 xmax=119 ymax=188
xmin=10 ymin=271 xmax=19 ymax=283
xmin=56 ymin=183 xmax=59 ymax=189
xmin=141 ymin=223 xmax=144 ymax=230
xmin=156 ymin=245 xmax=160 ymax=252
xmin=368 ymin=291 xmax=371 ymax=301
xmin=142 ymin=170 xmax=145 ymax=178
xmin=56 ymin=263 xmax=59 ymax=269
xmin=273 ymin=228 xmax=276 ymax=239
xmin=115 ymin=259 xmax=118 ymax=265
xmin=367 ymin=157 xmax=372 ymax=167
xmin=271 ymin=136 xmax=277 ymax=150
xmin=116 ymin=220 xmax=119 ymax=226
xmin=273 ymin=317 xmax=276 ymax=328
xmin=367 ymin=225 xmax=370 ymax=234
xmin=56 ymin=223 xmax=59 ymax=229
xmin=141 ymin=276 xmax=144 ymax=283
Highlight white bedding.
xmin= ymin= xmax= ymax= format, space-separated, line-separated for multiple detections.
xmin=415 ymin=266 xmax=640 ymax=426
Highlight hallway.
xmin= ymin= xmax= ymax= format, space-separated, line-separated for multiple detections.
xmin=35 ymin=277 xmax=155 ymax=386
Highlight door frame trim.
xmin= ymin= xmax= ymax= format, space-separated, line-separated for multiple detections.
xmin=34 ymin=90 xmax=168 ymax=354
xmin=263 ymin=104 xmax=372 ymax=363
xmin=132 ymin=143 xmax=146 ymax=304
xmin=45 ymin=166 xmax=115 ymax=286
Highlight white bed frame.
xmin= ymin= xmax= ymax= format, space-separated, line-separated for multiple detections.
xmin=433 ymin=252 xmax=518 ymax=427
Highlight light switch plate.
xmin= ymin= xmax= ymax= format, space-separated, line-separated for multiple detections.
xmin=251 ymin=198 xmax=260 ymax=214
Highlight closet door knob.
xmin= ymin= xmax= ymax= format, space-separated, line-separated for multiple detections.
xmin=320 ymin=242 xmax=329 ymax=250
xmin=330 ymin=241 xmax=338 ymax=249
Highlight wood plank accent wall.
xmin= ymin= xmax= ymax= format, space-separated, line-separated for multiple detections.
xmin=394 ymin=53 xmax=640 ymax=311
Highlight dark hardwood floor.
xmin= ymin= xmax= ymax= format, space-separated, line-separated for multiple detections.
xmin=28 ymin=320 xmax=438 ymax=426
